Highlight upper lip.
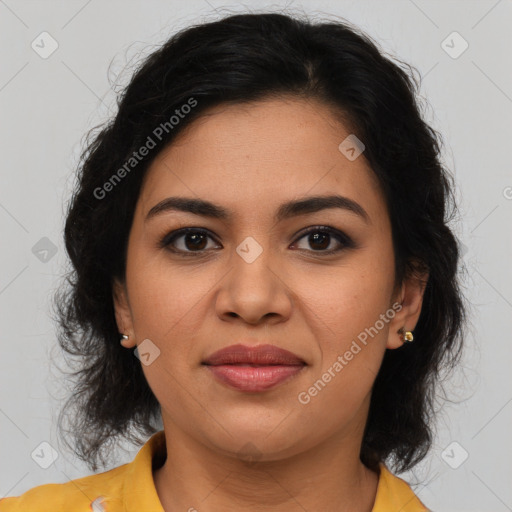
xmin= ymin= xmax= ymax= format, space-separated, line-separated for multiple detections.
xmin=202 ymin=344 xmax=306 ymax=366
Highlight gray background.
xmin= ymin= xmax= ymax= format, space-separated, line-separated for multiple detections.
xmin=1 ymin=1 xmax=511 ymax=510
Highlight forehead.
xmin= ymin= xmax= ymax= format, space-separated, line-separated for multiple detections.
xmin=137 ymin=97 xmax=386 ymax=224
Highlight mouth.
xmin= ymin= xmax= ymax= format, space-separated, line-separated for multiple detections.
xmin=202 ymin=344 xmax=306 ymax=392
xmin=202 ymin=343 xmax=306 ymax=366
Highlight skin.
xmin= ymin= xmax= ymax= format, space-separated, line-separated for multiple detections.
xmin=113 ymin=96 xmax=428 ymax=512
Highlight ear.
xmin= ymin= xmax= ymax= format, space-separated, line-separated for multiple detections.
xmin=112 ymin=278 xmax=136 ymax=348
xmin=386 ymin=261 xmax=429 ymax=350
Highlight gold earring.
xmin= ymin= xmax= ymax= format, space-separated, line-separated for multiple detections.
xmin=398 ymin=327 xmax=414 ymax=343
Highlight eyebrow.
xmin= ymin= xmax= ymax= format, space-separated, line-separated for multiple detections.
xmin=145 ymin=194 xmax=370 ymax=224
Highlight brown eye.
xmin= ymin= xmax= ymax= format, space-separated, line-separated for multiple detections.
xmin=306 ymin=231 xmax=331 ymax=250
xmin=160 ymin=225 xmax=354 ymax=257
xmin=161 ymin=228 xmax=220 ymax=255
xmin=292 ymin=226 xmax=354 ymax=254
xmin=182 ymin=232 xmax=208 ymax=251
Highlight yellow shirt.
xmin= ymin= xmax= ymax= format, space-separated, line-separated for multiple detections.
xmin=0 ymin=430 xmax=428 ymax=511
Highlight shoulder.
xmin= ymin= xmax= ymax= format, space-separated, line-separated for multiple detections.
xmin=0 ymin=463 xmax=128 ymax=512
xmin=372 ymin=464 xmax=430 ymax=512
xmin=0 ymin=430 xmax=166 ymax=512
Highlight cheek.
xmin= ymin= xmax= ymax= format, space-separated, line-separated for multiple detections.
xmin=125 ymin=257 xmax=210 ymax=414
xmin=291 ymin=247 xmax=394 ymax=391
xmin=125 ymin=246 xmax=206 ymax=336
xmin=296 ymin=276 xmax=391 ymax=423
xmin=292 ymin=255 xmax=395 ymax=340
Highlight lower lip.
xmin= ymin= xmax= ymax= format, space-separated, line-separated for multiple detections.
xmin=204 ymin=364 xmax=305 ymax=392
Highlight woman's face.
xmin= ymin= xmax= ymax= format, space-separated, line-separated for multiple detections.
xmin=114 ymin=97 xmax=426 ymax=461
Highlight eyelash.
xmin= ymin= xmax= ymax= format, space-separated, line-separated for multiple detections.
xmin=159 ymin=226 xmax=355 ymax=257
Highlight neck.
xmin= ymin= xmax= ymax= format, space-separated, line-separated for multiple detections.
xmin=153 ymin=417 xmax=379 ymax=512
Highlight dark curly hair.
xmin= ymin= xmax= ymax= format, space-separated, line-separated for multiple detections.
xmin=52 ymin=11 xmax=468 ymax=474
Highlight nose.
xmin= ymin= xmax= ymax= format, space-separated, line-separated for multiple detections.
xmin=215 ymin=243 xmax=293 ymax=326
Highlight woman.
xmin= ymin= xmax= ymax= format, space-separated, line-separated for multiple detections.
xmin=0 ymin=11 xmax=466 ymax=512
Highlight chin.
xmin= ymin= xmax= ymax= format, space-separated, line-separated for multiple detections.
xmin=203 ymin=423 xmax=309 ymax=463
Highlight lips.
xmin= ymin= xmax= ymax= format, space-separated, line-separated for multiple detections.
xmin=202 ymin=344 xmax=305 ymax=366
xmin=202 ymin=344 xmax=306 ymax=392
